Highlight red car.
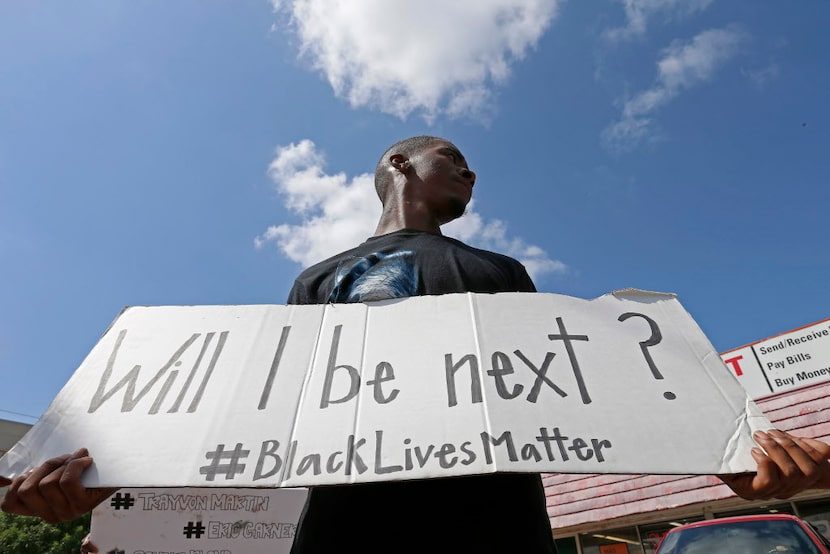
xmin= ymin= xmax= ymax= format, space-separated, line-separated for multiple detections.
xmin=654 ymin=514 xmax=830 ymax=554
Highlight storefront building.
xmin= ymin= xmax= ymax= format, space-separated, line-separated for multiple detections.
xmin=0 ymin=417 xmax=31 ymax=458
xmin=0 ymin=417 xmax=32 ymax=497
xmin=545 ymin=318 xmax=830 ymax=554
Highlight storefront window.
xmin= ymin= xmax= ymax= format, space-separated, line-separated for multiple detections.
xmin=554 ymin=535 xmax=578 ymax=554
xmin=580 ymin=526 xmax=643 ymax=554
xmin=796 ymin=498 xmax=830 ymax=540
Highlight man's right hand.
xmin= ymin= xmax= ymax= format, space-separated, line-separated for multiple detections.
xmin=0 ymin=448 xmax=116 ymax=523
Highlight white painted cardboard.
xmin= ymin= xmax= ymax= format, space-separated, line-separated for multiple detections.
xmin=0 ymin=291 xmax=771 ymax=487
xmin=90 ymin=487 xmax=307 ymax=554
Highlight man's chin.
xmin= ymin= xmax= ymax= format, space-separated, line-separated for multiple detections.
xmin=447 ymin=198 xmax=469 ymax=221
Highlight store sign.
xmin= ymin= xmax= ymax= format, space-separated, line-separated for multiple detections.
xmin=0 ymin=290 xmax=770 ymax=487
xmin=720 ymin=318 xmax=830 ymax=397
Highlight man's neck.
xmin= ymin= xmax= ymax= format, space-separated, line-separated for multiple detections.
xmin=372 ymin=207 xmax=443 ymax=237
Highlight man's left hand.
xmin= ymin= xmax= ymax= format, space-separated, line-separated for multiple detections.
xmin=720 ymin=430 xmax=830 ymax=500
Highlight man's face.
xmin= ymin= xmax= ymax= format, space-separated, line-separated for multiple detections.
xmin=406 ymin=140 xmax=476 ymax=225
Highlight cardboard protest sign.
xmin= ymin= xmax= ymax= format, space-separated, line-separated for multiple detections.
xmin=0 ymin=290 xmax=770 ymax=488
xmin=91 ymin=487 xmax=307 ymax=554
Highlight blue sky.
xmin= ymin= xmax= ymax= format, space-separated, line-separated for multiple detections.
xmin=1 ymin=0 xmax=827 ymax=424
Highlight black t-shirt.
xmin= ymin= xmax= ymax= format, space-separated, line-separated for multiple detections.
xmin=288 ymin=229 xmax=537 ymax=303
xmin=287 ymin=229 xmax=556 ymax=554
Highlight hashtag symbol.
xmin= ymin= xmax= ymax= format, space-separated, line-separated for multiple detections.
xmin=199 ymin=443 xmax=250 ymax=481
xmin=109 ymin=492 xmax=135 ymax=510
xmin=183 ymin=520 xmax=206 ymax=539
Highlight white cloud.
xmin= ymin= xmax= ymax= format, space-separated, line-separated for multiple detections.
xmin=254 ymin=140 xmax=380 ymax=267
xmin=605 ymin=0 xmax=714 ymax=41
xmin=271 ymin=0 xmax=560 ymax=121
xmin=741 ymin=63 xmax=780 ymax=89
xmin=603 ymin=27 xmax=746 ymax=151
xmin=443 ymin=213 xmax=567 ymax=281
xmin=255 ymin=140 xmax=567 ymax=282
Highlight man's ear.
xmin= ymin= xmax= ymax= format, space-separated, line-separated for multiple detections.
xmin=389 ymin=154 xmax=410 ymax=173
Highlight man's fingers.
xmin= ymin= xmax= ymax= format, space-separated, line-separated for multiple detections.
xmin=798 ymin=437 xmax=830 ymax=459
xmin=60 ymin=454 xmax=95 ymax=518
xmin=81 ymin=533 xmax=99 ymax=554
xmin=0 ymin=474 xmax=34 ymax=516
xmin=753 ymin=431 xmax=825 ymax=498
xmin=752 ymin=447 xmax=783 ymax=496
xmin=41 ymin=454 xmax=94 ymax=521
xmin=724 ymin=432 xmax=830 ymax=501
xmin=748 ymin=447 xmax=784 ymax=499
xmin=0 ymin=448 xmax=97 ymax=523
xmin=15 ymin=467 xmax=65 ymax=522
xmin=51 ymin=451 xmax=115 ymax=520
xmin=20 ymin=453 xmax=73 ymax=483
xmin=721 ymin=446 xmax=786 ymax=500
xmin=793 ymin=436 xmax=830 ymax=489
xmin=719 ymin=473 xmax=755 ymax=499
xmin=771 ymin=431 xmax=823 ymax=491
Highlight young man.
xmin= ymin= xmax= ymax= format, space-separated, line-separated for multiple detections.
xmin=3 ymin=136 xmax=830 ymax=553
xmin=285 ymin=138 xmax=553 ymax=553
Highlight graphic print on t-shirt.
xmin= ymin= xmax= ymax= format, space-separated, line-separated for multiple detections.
xmin=327 ymin=251 xmax=418 ymax=303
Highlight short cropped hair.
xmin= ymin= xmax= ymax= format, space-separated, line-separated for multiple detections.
xmin=373 ymin=136 xmax=447 ymax=201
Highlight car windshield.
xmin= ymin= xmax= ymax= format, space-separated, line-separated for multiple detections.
xmin=658 ymin=519 xmax=824 ymax=554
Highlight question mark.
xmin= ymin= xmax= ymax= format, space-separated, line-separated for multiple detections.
xmin=618 ymin=312 xmax=675 ymax=400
